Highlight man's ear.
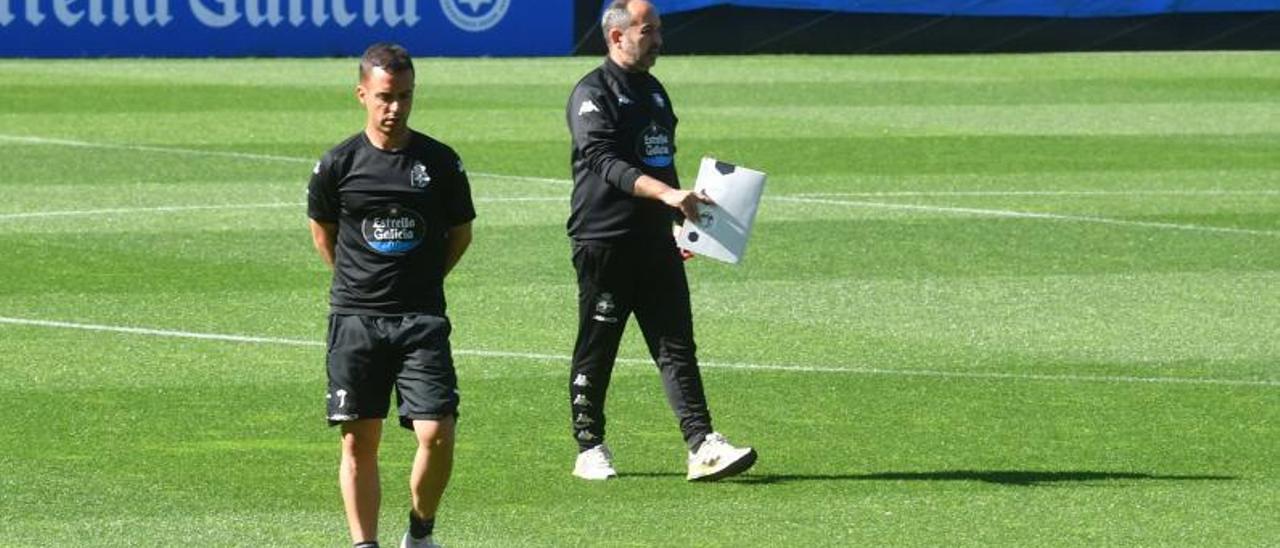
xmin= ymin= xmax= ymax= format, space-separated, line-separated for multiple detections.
xmin=607 ymin=27 xmax=624 ymax=49
xmin=355 ymin=84 xmax=365 ymax=105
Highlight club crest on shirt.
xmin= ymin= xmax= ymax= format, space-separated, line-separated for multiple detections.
xmin=410 ymin=162 xmax=431 ymax=188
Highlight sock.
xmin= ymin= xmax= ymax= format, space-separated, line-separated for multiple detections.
xmin=409 ymin=511 xmax=435 ymax=540
xmin=354 ymin=542 xmax=379 ymax=548
xmin=689 ymin=432 xmax=708 ymax=454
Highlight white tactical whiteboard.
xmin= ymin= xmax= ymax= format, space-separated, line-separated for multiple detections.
xmin=676 ymin=157 xmax=767 ymax=264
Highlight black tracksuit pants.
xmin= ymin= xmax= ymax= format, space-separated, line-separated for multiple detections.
xmin=570 ymin=237 xmax=713 ymax=452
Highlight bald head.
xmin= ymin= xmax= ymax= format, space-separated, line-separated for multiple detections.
xmin=602 ymin=0 xmax=663 ymax=72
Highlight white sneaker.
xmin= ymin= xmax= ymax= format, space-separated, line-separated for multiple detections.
xmin=400 ymin=532 xmax=441 ymax=548
xmin=687 ymin=432 xmax=757 ymax=482
xmin=573 ymin=443 xmax=618 ymax=480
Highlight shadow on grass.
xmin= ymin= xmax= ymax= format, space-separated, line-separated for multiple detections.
xmin=622 ymin=470 xmax=1237 ymax=486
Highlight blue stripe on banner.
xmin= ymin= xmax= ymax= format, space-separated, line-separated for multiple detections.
xmin=0 ymin=0 xmax=573 ymax=57
xmin=635 ymin=0 xmax=1280 ymax=17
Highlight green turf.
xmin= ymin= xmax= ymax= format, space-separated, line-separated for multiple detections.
xmin=0 ymin=52 xmax=1277 ymax=546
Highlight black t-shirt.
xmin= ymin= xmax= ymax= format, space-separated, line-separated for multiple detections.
xmin=566 ymin=58 xmax=680 ymax=242
xmin=307 ymin=131 xmax=475 ymax=316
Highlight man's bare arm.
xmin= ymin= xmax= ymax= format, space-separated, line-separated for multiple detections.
xmin=309 ymin=219 xmax=338 ymax=270
xmin=632 ymin=174 xmax=712 ymax=221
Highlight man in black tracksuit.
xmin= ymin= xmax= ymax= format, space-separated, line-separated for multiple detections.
xmin=564 ymin=0 xmax=756 ymax=482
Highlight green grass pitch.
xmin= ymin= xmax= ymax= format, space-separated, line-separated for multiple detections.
xmin=0 ymin=52 xmax=1277 ymax=546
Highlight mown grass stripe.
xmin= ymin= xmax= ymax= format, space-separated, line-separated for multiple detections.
xmin=1 ymin=315 xmax=1274 ymax=388
xmin=0 ymin=133 xmax=571 ymax=186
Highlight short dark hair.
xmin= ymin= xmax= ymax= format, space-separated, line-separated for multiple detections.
xmin=359 ymin=42 xmax=414 ymax=81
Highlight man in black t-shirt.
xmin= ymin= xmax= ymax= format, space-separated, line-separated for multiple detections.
xmin=564 ymin=0 xmax=756 ymax=483
xmin=308 ymin=43 xmax=474 ymax=548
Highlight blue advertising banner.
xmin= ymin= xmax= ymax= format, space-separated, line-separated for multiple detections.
xmin=642 ymin=0 xmax=1280 ymax=17
xmin=0 ymin=0 xmax=572 ymax=57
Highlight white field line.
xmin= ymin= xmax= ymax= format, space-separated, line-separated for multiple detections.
xmin=469 ymin=172 xmax=570 ymax=186
xmin=0 ymin=197 xmax=565 ymax=221
xmin=774 ymin=196 xmax=1280 ymax=237
xmin=0 ymin=316 xmax=1275 ymax=388
xmin=478 ymin=197 xmax=566 ymax=202
xmin=0 ymin=133 xmax=571 ymax=186
xmin=0 ymin=203 xmax=300 ymax=220
xmin=799 ymin=190 xmax=1280 ymax=198
xmin=0 ymin=134 xmax=312 ymax=164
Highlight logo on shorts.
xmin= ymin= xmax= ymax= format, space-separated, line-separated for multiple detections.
xmin=577 ymin=430 xmax=598 ymax=442
xmin=575 ymin=413 xmax=595 ymax=428
xmin=362 ymin=206 xmax=427 ymax=254
xmin=573 ymin=394 xmax=592 ymax=407
xmin=637 ymin=123 xmax=674 ymax=168
xmin=440 ymin=0 xmax=509 ymax=32
xmin=328 ymin=389 xmax=357 ymax=421
xmin=410 ymin=162 xmax=431 ymax=188
xmin=573 ymin=374 xmax=591 ymax=388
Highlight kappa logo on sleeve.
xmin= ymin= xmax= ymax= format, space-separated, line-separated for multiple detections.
xmin=578 ymin=100 xmax=600 ymax=116
xmin=312 ymin=161 xmax=321 ymax=175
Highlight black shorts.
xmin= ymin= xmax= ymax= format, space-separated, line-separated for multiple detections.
xmin=325 ymin=313 xmax=459 ymax=430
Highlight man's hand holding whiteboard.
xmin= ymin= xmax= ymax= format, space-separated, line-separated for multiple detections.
xmin=677 ymin=157 xmax=767 ymax=264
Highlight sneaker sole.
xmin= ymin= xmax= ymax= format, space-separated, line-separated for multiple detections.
xmin=688 ymin=449 xmax=757 ymax=482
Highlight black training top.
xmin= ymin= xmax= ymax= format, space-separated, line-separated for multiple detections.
xmin=566 ymin=58 xmax=680 ymax=242
xmin=307 ymin=130 xmax=475 ymax=316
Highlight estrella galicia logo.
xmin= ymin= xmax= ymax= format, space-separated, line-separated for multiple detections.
xmin=361 ymin=207 xmax=426 ymax=254
xmin=440 ymin=0 xmax=510 ymax=32
xmin=637 ymin=123 xmax=674 ymax=168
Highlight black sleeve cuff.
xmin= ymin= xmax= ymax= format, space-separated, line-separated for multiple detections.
xmin=617 ymin=166 xmax=643 ymax=194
